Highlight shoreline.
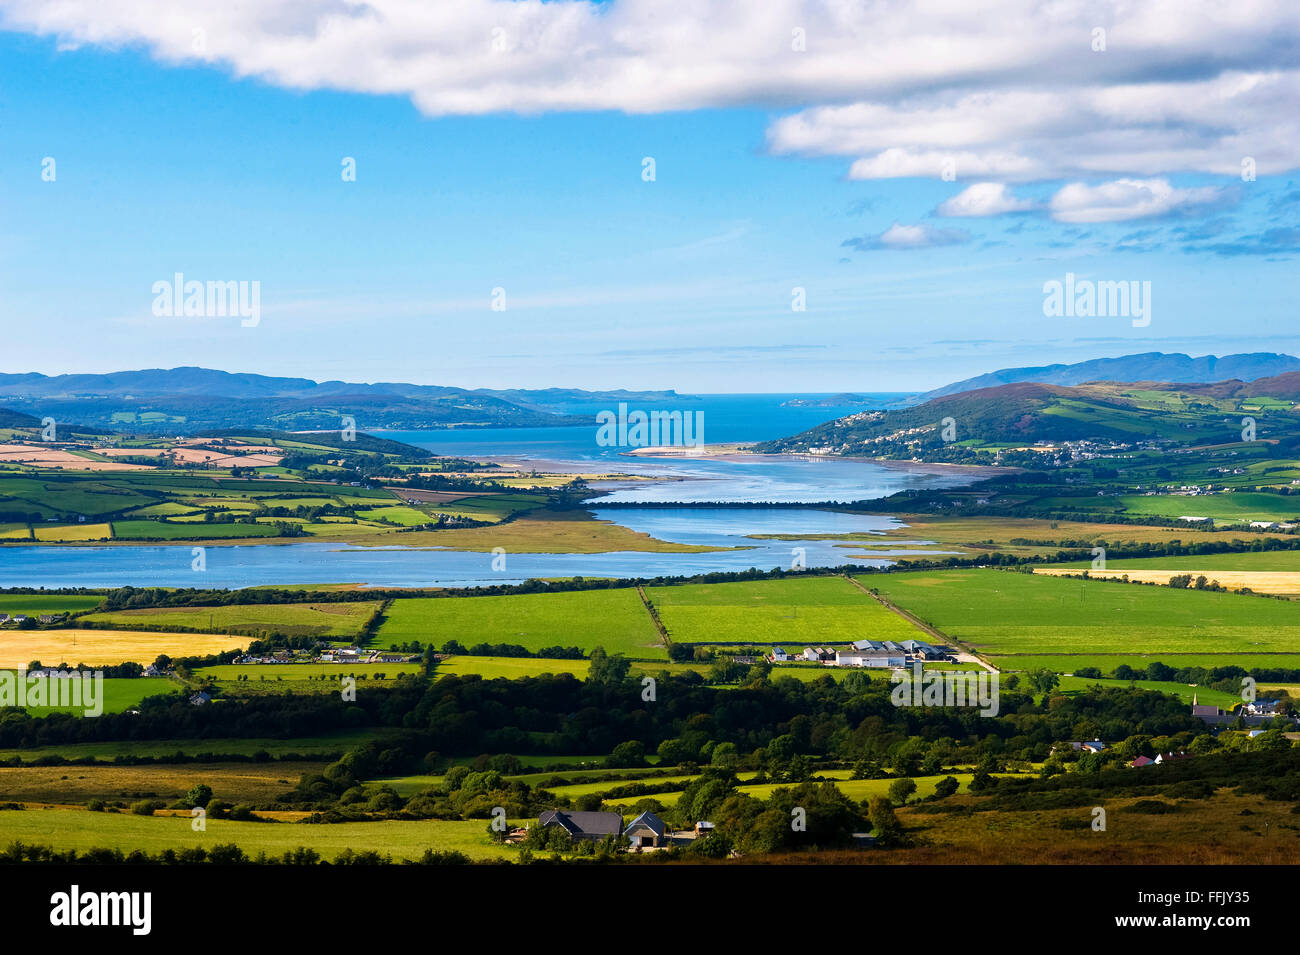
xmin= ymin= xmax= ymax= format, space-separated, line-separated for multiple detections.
xmin=620 ymin=443 xmax=1018 ymax=478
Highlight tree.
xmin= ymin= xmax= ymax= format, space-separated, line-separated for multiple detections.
xmin=933 ymin=776 xmax=959 ymax=799
xmin=1029 ymin=668 xmax=1060 ymax=694
xmin=588 ymin=646 xmax=631 ymax=684
xmin=867 ymin=796 xmax=908 ymax=847
xmin=185 ymin=784 xmax=213 ymax=808
xmin=608 ymin=740 xmax=647 ymax=768
xmin=887 ymin=777 xmax=917 ymax=805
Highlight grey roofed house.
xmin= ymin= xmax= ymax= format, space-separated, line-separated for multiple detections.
xmin=538 ymin=809 xmax=624 ymax=841
xmin=624 ymin=810 xmax=667 ymax=847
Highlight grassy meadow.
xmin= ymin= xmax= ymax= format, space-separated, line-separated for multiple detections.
xmin=82 ymin=601 xmax=382 ymax=638
xmin=646 ymin=575 xmax=923 ymax=646
xmin=379 ymin=588 xmax=666 ymax=658
xmin=865 ymin=567 xmax=1300 ymax=669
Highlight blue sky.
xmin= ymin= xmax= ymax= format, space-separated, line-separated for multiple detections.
xmin=1 ymin=2 xmax=1298 ymax=392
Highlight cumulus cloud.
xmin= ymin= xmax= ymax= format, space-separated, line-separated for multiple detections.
xmin=936 ymin=183 xmax=1037 ymax=217
xmin=842 ymin=223 xmax=971 ymax=251
xmin=3 ymin=0 xmax=1299 ymax=181
xmin=1048 ymin=178 xmax=1228 ymax=223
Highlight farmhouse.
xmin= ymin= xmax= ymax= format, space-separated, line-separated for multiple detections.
xmin=802 ymin=647 xmax=835 ymax=663
xmin=624 ymin=811 xmax=668 ymax=848
xmin=769 ymin=647 xmax=788 ymax=663
xmin=1067 ymin=740 xmax=1107 ymax=753
xmin=538 ymin=809 xmax=624 ymax=843
xmin=1129 ymin=755 xmax=1154 ymax=767
xmin=1242 ymin=699 xmax=1281 ymax=717
xmin=368 ymin=651 xmax=415 ymax=663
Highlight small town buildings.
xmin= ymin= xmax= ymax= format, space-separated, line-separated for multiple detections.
xmin=1129 ymin=755 xmax=1154 ymax=767
xmin=769 ymin=647 xmax=788 ymax=663
xmin=537 ymin=810 xmax=624 ymax=842
xmin=624 ymin=811 xmax=668 ymax=848
xmin=189 ymin=691 xmax=212 ymax=706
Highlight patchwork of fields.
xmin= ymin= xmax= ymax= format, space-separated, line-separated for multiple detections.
xmin=864 ymin=568 xmax=1300 ymax=670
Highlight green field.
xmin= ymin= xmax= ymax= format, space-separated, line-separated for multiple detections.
xmin=866 ymin=568 xmax=1300 ymax=663
xmin=110 ymin=520 xmax=281 ymax=540
xmin=642 ymin=771 xmax=982 ymax=807
xmin=646 ymin=576 xmax=923 ymax=646
xmin=379 ymin=588 xmax=665 ymax=658
xmin=0 ymin=809 xmax=512 ymax=862
xmin=197 ymin=663 xmax=424 ymax=681
xmin=0 ymin=674 xmax=179 ymax=715
xmin=988 ymin=653 xmax=1300 ymax=673
xmin=1056 ymin=551 xmax=1300 ymax=572
xmin=0 ymin=594 xmax=104 ymax=616
xmin=1052 ymin=676 xmax=1241 ymax=707
xmin=83 ymin=601 xmax=382 ymax=638
xmin=1118 ymin=492 xmax=1300 ymax=523
xmin=0 ymin=729 xmax=393 ymax=763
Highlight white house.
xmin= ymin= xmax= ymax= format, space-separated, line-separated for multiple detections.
xmin=769 ymin=647 xmax=788 ymax=662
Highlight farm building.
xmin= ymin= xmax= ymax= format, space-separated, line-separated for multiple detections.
xmin=769 ymin=647 xmax=788 ymax=662
xmin=624 ymin=811 xmax=668 ymax=848
xmin=835 ymin=649 xmax=904 ymax=668
xmin=538 ymin=810 xmax=624 ymax=842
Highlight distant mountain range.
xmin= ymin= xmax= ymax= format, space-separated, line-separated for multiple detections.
xmin=0 ymin=368 xmax=691 ymax=434
xmin=909 ymin=352 xmax=1300 ymax=405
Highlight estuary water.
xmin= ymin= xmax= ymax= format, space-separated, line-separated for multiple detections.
xmin=0 ymin=394 xmax=973 ymax=588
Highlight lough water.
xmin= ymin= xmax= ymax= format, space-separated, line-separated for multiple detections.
xmin=0 ymin=394 xmax=973 ymax=588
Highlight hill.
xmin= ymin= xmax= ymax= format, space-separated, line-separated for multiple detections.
xmin=0 ymin=368 xmax=690 ymax=434
xmin=909 ymin=352 xmax=1300 ymax=405
xmin=754 ymin=379 xmax=1300 ymax=462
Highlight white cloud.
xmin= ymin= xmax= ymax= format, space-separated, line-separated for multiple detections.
xmin=936 ymin=183 xmax=1036 ymax=217
xmin=2 ymin=0 xmax=1299 ymax=179
xmin=1048 ymin=178 xmax=1227 ymax=223
xmin=843 ymin=223 xmax=971 ymax=251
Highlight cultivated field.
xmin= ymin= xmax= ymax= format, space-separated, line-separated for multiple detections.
xmin=0 ymin=674 xmax=179 ymax=714
xmin=646 ymin=575 xmax=924 ymax=646
xmin=0 ymin=809 xmax=512 ymax=862
xmin=0 ymin=761 xmax=325 ymax=806
xmin=0 ymin=594 xmax=104 ymax=616
xmin=82 ymin=601 xmax=382 ymax=639
xmin=0 ymin=629 xmax=246 ymax=668
xmin=864 ymin=568 xmax=1300 ymax=668
xmin=1036 ymin=566 xmax=1300 ymax=596
xmin=379 ymin=588 xmax=666 ymax=658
